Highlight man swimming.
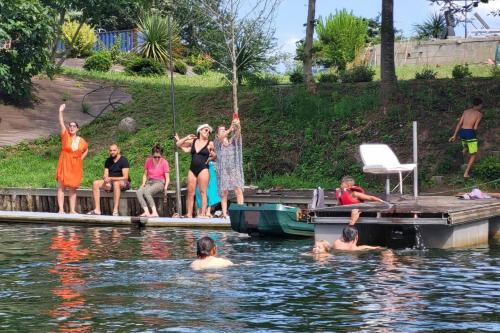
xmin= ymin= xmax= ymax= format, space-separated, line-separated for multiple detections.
xmin=333 ymin=209 xmax=383 ymax=251
xmin=448 ymin=97 xmax=483 ymax=178
xmin=191 ymin=236 xmax=234 ymax=271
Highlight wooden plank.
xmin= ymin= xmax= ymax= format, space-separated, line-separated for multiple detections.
xmin=142 ymin=216 xmax=231 ymax=229
xmin=312 ymin=216 xmax=448 ymax=225
xmin=0 ymin=211 xmax=132 ymax=225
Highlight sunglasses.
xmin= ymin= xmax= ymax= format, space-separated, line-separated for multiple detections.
xmin=153 ymin=156 xmax=161 ymax=159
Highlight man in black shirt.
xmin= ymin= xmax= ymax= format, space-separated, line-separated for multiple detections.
xmin=87 ymin=144 xmax=131 ymax=216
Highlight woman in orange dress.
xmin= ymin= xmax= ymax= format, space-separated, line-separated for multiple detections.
xmin=56 ymin=104 xmax=88 ymax=214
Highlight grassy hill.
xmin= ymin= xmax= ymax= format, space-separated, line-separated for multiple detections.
xmin=0 ymin=67 xmax=498 ymax=193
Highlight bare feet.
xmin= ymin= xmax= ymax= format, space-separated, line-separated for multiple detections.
xmin=150 ymin=213 xmax=159 ymax=217
xmin=139 ymin=212 xmax=150 ymax=217
xmin=69 ymin=211 xmax=77 ymax=214
xmin=58 ymin=211 xmax=65 ymax=214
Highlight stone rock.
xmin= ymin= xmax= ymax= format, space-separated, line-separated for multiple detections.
xmin=118 ymin=117 xmax=137 ymax=133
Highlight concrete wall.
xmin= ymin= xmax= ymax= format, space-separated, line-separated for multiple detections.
xmin=366 ymin=37 xmax=500 ymax=66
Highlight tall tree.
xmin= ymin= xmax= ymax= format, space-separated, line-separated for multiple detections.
xmin=303 ymin=0 xmax=316 ymax=93
xmin=197 ymin=0 xmax=280 ymax=115
xmin=380 ymin=0 xmax=396 ymax=109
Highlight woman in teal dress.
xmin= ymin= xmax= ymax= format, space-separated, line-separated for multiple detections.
xmin=195 ymin=161 xmax=220 ymax=217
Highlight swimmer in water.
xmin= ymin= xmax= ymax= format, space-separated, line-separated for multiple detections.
xmin=191 ymin=236 xmax=234 ymax=271
xmin=333 ymin=209 xmax=383 ymax=251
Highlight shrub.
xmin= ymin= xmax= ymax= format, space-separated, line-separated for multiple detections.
xmin=62 ymin=21 xmax=96 ymax=57
xmin=174 ymin=60 xmax=187 ymax=74
xmin=452 ymin=64 xmax=472 ymax=79
xmin=289 ymin=66 xmax=304 ymax=84
xmin=415 ymin=68 xmax=437 ymax=80
xmin=318 ymin=72 xmax=339 ymax=83
xmin=126 ymin=57 xmax=165 ymax=76
xmin=192 ymin=64 xmax=208 ymax=75
xmin=188 ymin=53 xmax=214 ymax=69
xmin=244 ymin=72 xmax=280 ymax=87
xmin=339 ymin=65 xmax=375 ymax=83
xmin=115 ymin=52 xmax=141 ymax=67
xmin=490 ymin=64 xmax=500 ymax=78
xmin=83 ymin=52 xmax=112 ymax=72
xmin=474 ymin=156 xmax=500 ymax=180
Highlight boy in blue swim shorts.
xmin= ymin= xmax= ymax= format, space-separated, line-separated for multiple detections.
xmin=449 ymin=98 xmax=483 ymax=178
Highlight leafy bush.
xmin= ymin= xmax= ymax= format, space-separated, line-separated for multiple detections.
xmin=339 ymin=65 xmax=375 ymax=83
xmin=490 ymin=64 xmax=500 ymax=78
xmin=192 ymin=64 xmax=208 ymax=75
xmin=115 ymin=52 xmax=141 ymax=67
xmin=174 ymin=60 xmax=187 ymax=74
xmin=315 ymin=9 xmax=368 ymax=70
xmin=244 ymin=72 xmax=280 ymax=87
xmin=415 ymin=68 xmax=437 ymax=80
xmin=474 ymin=156 xmax=500 ymax=180
xmin=62 ymin=21 xmax=96 ymax=57
xmin=289 ymin=67 xmax=304 ymax=84
xmin=0 ymin=0 xmax=55 ymax=102
xmin=452 ymin=64 xmax=472 ymax=79
xmin=318 ymin=72 xmax=339 ymax=83
xmin=188 ymin=53 xmax=214 ymax=69
xmin=83 ymin=52 xmax=112 ymax=72
xmin=126 ymin=57 xmax=165 ymax=76
xmin=136 ymin=12 xmax=183 ymax=64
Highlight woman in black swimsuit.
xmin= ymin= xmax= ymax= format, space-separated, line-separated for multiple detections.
xmin=176 ymin=124 xmax=216 ymax=218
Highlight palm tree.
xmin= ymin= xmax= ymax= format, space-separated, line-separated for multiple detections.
xmin=380 ymin=0 xmax=396 ymax=108
xmin=303 ymin=0 xmax=317 ymax=93
xmin=413 ymin=13 xmax=446 ymax=39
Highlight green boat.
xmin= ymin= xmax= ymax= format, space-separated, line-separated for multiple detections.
xmin=228 ymin=203 xmax=314 ymax=237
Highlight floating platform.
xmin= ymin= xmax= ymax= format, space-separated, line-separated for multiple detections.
xmin=0 ymin=211 xmax=231 ymax=229
xmin=311 ymin=196 xmax=500 ymax=249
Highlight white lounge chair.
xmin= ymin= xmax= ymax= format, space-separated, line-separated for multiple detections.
xmin=359 ymin=144 xmax=416 ymax=195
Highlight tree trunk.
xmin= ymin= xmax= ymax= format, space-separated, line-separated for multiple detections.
xmin=303 ymin=0 xmax=316 ymax=94
xmin=380 ymin=0 xmax=396 ymax=110
xmin=50 ymin=9 xmax=66 ymax=64
xmin=56 ymin=19 xmax=86 ymax=68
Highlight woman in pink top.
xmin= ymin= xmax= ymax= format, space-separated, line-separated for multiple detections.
xmin=136 ymin=145 xmax=170 ymax=217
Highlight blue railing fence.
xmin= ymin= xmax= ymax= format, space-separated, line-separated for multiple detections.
xmin=57 ymin=29 xmax=143 ymax=53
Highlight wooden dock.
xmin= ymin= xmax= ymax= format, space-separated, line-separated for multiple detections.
xmin=0 ymin=211 xmax=231 ymax=229
xmin=312 ymin=196 xmax=500 ymax=249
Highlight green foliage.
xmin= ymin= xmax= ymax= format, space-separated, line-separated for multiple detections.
xmin=61 ymin=20 xmax=96 ymax=57
xmin=244 ymin=72 xmax=280 ymax=87
xmin=475 ymin=156 xmax=500 ymax=180
xmin=136 ymin=11 xmax=183 ymax=64
xmin=115 ymin=52 xmax=141 ymax=67
xmin=413 ymin=13 xmax=446 ymax=39
xmin=192 ymin=65 xmax=208 ymax=75
xmin=452 ymin=64 xmax=472 ymax=79
xmin=83 ymin=52 xmax=112 ymax=72
xmin=174 ymin=60 xmax=188 ymax=74
xmin=415 ymin=68 xmax=437 ymax=80
xmin=0 ymin=0 xmax=55 ymax=102
xmin=490 ymin=64 xmax=500 ymax=78
xmin=340 ymin=65 xmax=375 ymax=83
xmin=126 ymin=57 xmax=165 ymax=76
xmin=188 ymin=53 xmax=214 ymax=68
xmin=289 ymin=66 xmax=304 ymax=84
xmin=315 ymin=9 xmax=368 ymax=70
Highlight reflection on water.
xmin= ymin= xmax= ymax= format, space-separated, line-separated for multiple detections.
xmin=0 ymin=225 xmax=498 ymax=332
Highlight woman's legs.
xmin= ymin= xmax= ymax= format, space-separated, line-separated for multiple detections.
xmin=197 ymin=169 xmax=209 ymax=216
xmin=186 ymin=171 xmax=197 ymax=217
xmin=68 ymin=187 xmax=77 ymax=214
xmin=221 ymin=190 xmax=229 ymax=217
xmin=57 ymin=183 xmax=65 ymax=214
xmin=145 ymin=182 xmax=164 ymax=217
xmin=136 ymin=186 xmax=150 ymax=216
xmin=234 ymin=187 xmax=244 ymax=204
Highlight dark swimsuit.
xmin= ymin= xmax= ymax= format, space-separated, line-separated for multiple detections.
xmin=190 ymin=139 xmax=210 ymax=177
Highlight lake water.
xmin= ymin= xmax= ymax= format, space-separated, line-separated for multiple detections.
xmin=0 ymin=225 xmax=499 ymax=332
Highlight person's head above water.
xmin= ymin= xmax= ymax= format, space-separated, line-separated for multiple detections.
xmin=196 ymin=236 xmax=217 ymax=259
xmin=312 ymin=240 xmax=331 ymax=254
xmin=341 ymin=225 xmax=359 ymax=243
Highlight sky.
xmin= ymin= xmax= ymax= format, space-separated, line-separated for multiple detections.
xmin=273 ymin=0 xmax=500 ymax=66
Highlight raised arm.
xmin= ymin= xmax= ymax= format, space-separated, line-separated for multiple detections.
xmin=449 ymin=114 xmax=464 ymax=142
xmin=58 ymin=104 xmax=66 ymax=135
xmin=175 ymin=133 xmax=196 ymax=153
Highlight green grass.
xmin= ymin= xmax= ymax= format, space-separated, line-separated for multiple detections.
xmin=0 ymin=66 xmax=498 ymax=192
